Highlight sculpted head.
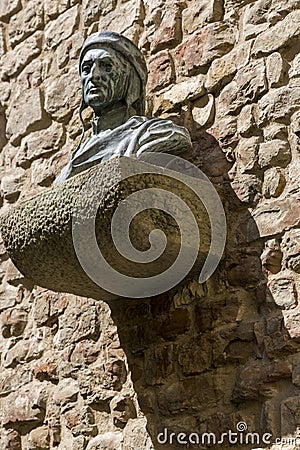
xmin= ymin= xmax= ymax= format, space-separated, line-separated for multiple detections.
xmin=79 ymin=31 xmax=148 ymax=116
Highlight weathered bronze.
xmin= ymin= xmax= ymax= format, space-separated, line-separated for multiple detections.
xmin=0 ymin=31 xmax=220 ymax=301
xmin=55 ymin=31 xmax=192 ymax=183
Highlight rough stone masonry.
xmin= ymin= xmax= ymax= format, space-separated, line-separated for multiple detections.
xmin=0 ymin=0 xmax=299 ymax=449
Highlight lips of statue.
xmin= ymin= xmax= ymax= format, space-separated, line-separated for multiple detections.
xmin=80 ymin=47 xmax=128 ymax=112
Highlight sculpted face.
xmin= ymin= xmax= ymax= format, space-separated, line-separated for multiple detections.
xmin=80 ymin=47 xmax=129 ymax=111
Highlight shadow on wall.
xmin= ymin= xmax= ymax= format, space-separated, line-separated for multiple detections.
xmin=0 ymin=103 xmax=7 ymax=153
xmin=108 ymin=127 xmax=298 ymax=450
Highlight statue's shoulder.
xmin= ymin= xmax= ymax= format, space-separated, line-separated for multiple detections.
xmin=123 ymin=115 xmax=192 ymax=157
xmin=128 ymin=115 xmax=190 ymax=136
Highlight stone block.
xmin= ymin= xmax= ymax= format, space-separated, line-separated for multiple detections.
xmin=0 ymin=24 xmax=6 ymax=58
xmin=0 ymin=285 xmax=18 ymax=312
xmin=1 ymin=32 xmax=42 ymax=81
xmin=237 ymin=105 xmax=258 ymax=138
xmin=64 ymin=406 xmax=97 ymax=437
xmin=227 ymin=255 xmax=262 ymax=286
xmin=258 ymin=87 xmax=300 ymax=125
xmin=244 ymin=0 xmax=270 ymax=26
xmin=263 ymin=167 xmax=285 ymax=198
xmin=82 ymin=0 xmax=117 ymax=26
xmin=70 ymin=340 xmax=100 ymax=367
xmin=98 ymin=0 xmax=143 ymax=37
xmin=17 ymin=122 xmax=65 ymax=168
xmin=268 ymin=274 xmax=298 ymax=310
xmin=292 ymin=363 xmax=300 ymax=387
xmin=236 ymin=137 xmax=260 ymax=173
xmin=44 ymin=6 xmax=79 ymax=49
xmin=33 ymin=290 xmax=68 ymax=327
xmin=44 ymin=0 xmax=69 ymax=20
xmin=144 ymin=344 xmax=176 ymax=385
xmin=263 ymin=123 xmax=288 ymax=141
xmin=232 ymin=361 xmax=291 ymax=401
xmin=28 ymin=426 xmax=50 ymax=449
xmin=178 ymin=338 xmax=212 ymax=375
xmin=77 ymin=361 xmax=126 ymax=398
xmin=110 ymin=395 xmax=137 ymax=428
xmin=1 ymin=170 xmax=25 ymax=202
xmin=281 ymin=396 xmax=300 ymax=436
xmin=8 ymin=1 xmax=44 ymax=48
xmin=252 ymin=10 xmax=300 ymax=55
xmin=266 ymin=52 xmax=285 ymax=88
xmin=290 ymin=111 xmax=300 ymax=146
xmin=242 ymin=1 xmax=270 ymax=40
xmin=1 ymin=307 xmax=28 ymax=338
xmin=17 ymin=59 xmax=43 ymax=92
xmin=205 ymin=41 xmax=251 ymax=92
xmin=261 ymin=238 xmax=282 ymax=274
xmin=182 ymin=0 xmax=224 ymax=34
xmin=0 ymin=367 xmax=32 ymax=396
xmin=154 ymin=308 xmax=190 ymax=341
xmin=287 ymin=160 xmax=300 ymax=194
xmin=123 ymin=418 xmax=154 ymax=450
xmin=53 ymin=378 xmax=79 ymax=405
xmin=2 ymin=336 xmax=44 ymax=368
xmin=174 ymin=23 xmax=235 ymax=76
xmin=33 ymin=359 xmax=58 ymax=382
xmin=284 ymin=309 xmax=300 ymax=340
xmin=86 ymin=433 xmax=123 ymax=450
xmin=56 ymin=30 xmax=84 ymax=70
xmin=282 ymin=229 xmax=300 ymax=273
xmin=157 ymin=373 xmax=219 ymax=413
xmin=268 ymin=0 xmax=300 ymax=24
xmin=208 ymin=115 xmax=238 ymax=152
xmin=0 ymin=157 xmax=213 ymax=301
xmin=69 ymin=436 xmax=88 ymax=450
xmin=0 ymin=81 xmax=10 ymax=106
xmin=2 ymin=259 xmax=25 ymax=286
xmin=149 ymin=5 xmax=182 ymax=53
xmin=3 ymin=430 xmax=21 ymax=450
xmin=0 ymin=382 xmax=47 ymax=426
xmin=289 ymin=53 xmax=300 ymax=79
xmin=30 ymin=153 xmax=63 ymax=187
xmin=230 ymin=173 xmax=262 ymax=204
xmin=54 ymin=300 xmax=100 ymax=349
xmin=0 ymin=0 xmax=21 ymax=22
xmin=253 ymin=197 xmax=300 ymax=237
xmin=192 ymin=94 xmax=215 ymax=129
xmin=218 ymin=59 xmax=266 ymax=117
xmin=258 ymin=139 xmax=291 ymax=168
xmin=148 ymin=51 xmax=175 ymax=93
xmin=152 ymin=74 xmax=205 ymax=114
xmin=6 ymin=88 xmax=45 ymax=146
xmin=44 ymin=69 xmax=81 ymax=122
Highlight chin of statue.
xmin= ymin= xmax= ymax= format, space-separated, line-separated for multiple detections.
xmin=86 ymin=95 xmax=109 ymax=108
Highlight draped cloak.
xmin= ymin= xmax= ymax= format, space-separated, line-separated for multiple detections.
xmin=55 ymin=115 xmax=192 ymax=183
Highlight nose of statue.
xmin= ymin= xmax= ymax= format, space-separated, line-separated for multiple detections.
xmin=91 ymin=63 xmax=102 ymax=82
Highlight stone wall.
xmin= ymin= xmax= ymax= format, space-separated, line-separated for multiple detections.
xmin=0 ymin=0 xmax=300 ymax=449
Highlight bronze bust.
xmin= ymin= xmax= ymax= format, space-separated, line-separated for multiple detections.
xmin=55 ymin=31 xmax=192 ymax=183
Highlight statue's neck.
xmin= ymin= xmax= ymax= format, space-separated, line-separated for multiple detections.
xmin=92 ymin=103 xmax=135 ymax=134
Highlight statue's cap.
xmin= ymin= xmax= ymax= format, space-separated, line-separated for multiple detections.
xmin=79 ymin=31 xmax=147 ymax=85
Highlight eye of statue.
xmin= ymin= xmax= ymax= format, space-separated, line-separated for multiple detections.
xmin=82 ymin=62 xmax=92 ymax=74
xmin=104 ymin=62 xmax=113 ymax=72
